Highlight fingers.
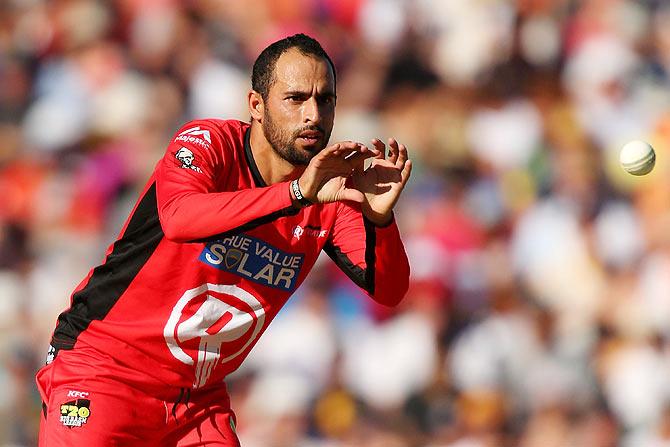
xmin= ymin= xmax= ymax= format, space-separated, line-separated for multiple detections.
xmin=338 ymin=141 xmax=365 ymax=157
xmin=372 ymin=138 xmax=407 ymax=168
xmin=316 ymin=139 xmax=409 ymax=180
xmin=371 ymin=139 xmax=386 ymax=160
xmin=387 ymin=138 xmax=398 ymax=164
xmin=345 ymin=149 xmax=377 ymax=172
xmin=319 ymin=141 xmax=354 ymax=158
xmin=388 ymin=138 xmax=409 ymax=169
xmin=316 ymin=141 xmax=381 ymax=176
xmin=320 ymin=141 xmax=378 ymax=160
xmin=400 ymin=159 xmax=412 ymax=186
xmin=396 ymin=141 xmax=408 ymax=169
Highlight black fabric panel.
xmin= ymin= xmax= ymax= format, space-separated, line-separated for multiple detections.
xmin=324 ymin=217 xmax=376 ymax=294
xmin=324 ymin=242 xmax=367 ymax=290
xmin=362 ymin=217 xmax=376 ymax=293
xmin=51 ymin=183 xmax=164 ymax=350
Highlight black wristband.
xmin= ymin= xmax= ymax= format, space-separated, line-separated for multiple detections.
xmin=291 ymin=179 xmax=312 ymax=207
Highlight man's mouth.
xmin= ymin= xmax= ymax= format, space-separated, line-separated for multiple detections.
xmin=297 ymin=130 xmax=323 ymax=146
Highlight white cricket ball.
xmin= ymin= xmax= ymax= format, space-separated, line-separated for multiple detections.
xmin=620 ymin=140 xmax=656 ymax=176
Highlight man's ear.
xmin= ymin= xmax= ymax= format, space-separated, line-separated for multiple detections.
xmin=248 ymin=90 xmax=264 ymax=121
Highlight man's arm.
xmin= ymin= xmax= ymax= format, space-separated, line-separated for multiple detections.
xmin=325 ymin=202 xmax=410 ymax=307
xmin=320 ymin=138 xmax=413 ymax=306
xmin=155 ymin=121 xmax=297 ymax=243
xmin=155 ymin=120 xmax=410 ymax=247
xmin=155 ymin=124 xmax=379 ymax=243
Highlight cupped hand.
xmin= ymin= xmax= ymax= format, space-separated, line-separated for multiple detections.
xmin=298 ymin=141 xmax=380 ymax=204
xmin=351 ymin=138 xmax=412 ymax=226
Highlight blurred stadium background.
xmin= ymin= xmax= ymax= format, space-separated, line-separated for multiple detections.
xmin=2 ymin=0 xmax=670 ymax=445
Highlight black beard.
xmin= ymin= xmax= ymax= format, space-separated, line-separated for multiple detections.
xmin=262 ymin=111 xmax=328 ymax=166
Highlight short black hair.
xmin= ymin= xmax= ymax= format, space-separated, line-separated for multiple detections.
xmin=252 ymin=33 xmax=336 ymax=100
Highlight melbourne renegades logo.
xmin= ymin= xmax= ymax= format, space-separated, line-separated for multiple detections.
xmin=164 ymin=283 xmax=266 ymax=388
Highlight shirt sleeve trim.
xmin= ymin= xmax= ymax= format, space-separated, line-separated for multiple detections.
xmin=324 ymin=217 xmax=376 ymax=294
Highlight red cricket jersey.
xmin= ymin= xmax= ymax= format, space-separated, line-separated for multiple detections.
xmin=46 ymin=119 xmax=410 ymax=390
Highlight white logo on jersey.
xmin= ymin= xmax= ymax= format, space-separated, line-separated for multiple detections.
xmin=293 ymin=225 xmax=304 ymax=240
xmin=67 ymin=390 xmax=89 ymax=398
xmin=292 ymin=225 xmax=327 ymax=240
xmin=164 ymin=283 xmax=266 ymax=388
xmin=175 ymin=147 xmax=202 ymax=173
xmin=175 ymin=126 xmax=212 ymax=148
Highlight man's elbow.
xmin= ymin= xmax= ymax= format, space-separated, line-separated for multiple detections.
xmin=160 ymin=213 xmax=190 ymax=243
xmin=374 ymin=275 xmax=410 ymax=307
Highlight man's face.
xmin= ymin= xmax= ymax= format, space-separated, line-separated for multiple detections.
xmin=261 ymin=49 xmax=336 ymax=166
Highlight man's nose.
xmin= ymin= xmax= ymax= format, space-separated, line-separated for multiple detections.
xmin=303 ymin=97 xmax=320 ymax=124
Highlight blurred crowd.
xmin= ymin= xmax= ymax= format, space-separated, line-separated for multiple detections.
xmin=2 ymin=0 xmax=670 ymax=445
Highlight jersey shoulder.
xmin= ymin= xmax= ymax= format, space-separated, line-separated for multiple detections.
xmin=198 ymin=119 xmax=250 ymax=139
xmin=192 ymin=118 xmax=250 ymax=141
xmin=170 ymin=119 xmax=249 ymax=156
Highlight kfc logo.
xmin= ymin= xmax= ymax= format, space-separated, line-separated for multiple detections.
xmin=175 ymin=147 xmax=202 ymax=173
xmin=164 ymin=284 xmax=267 ymax=388
xmin=67 ymin=390 xmax=89 ymax=398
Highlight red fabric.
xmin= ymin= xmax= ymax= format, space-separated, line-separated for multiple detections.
xmin=40 ymin=119 xmax=409 ymax=442
xmin=155 ymin=120 xmax=294 ymax=242
xmin=37 ymin=347 xmax=239 ymax=446
xmin=330 ymin=201 xmax=409 ymax=306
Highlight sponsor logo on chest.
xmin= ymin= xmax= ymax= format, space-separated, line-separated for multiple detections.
xmin=199 ymin=234 xmax=303 ymax=291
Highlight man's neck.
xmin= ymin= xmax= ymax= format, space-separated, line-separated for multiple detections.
xmin=249 ymin=123 xmax=305 ymax=185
